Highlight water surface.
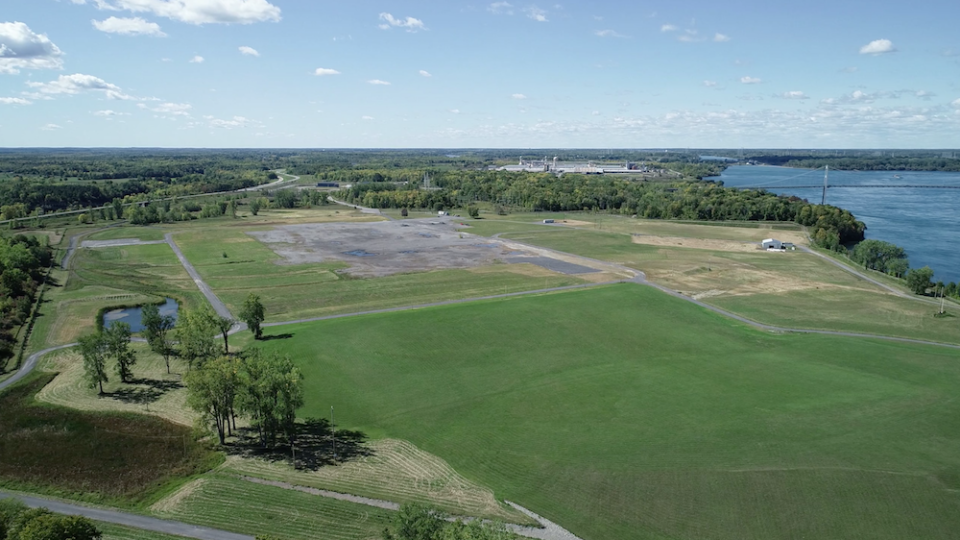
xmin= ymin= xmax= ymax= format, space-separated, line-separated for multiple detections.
xmin=103 ymin=298 xmax=179 ymax=333
xmin=714 ymin=166 xmax=960 ymax=282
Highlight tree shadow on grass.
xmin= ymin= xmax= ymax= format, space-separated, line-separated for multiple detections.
xmin=226 ymin=417 xmax=372 ymax=471
xmin=108 ymin=378 xmax=183 ymax=405
xmin=259 ymin=333 xmax=294 ymax=341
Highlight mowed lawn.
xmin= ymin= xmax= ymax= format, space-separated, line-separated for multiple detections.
xmin=258 ymin=285 xmax=960 ymax=540
xmin=498 ymin=228 xmax=960 ymax=345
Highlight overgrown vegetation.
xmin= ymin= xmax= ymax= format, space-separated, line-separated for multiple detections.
xmin=0 ymin=374 xmax=220 ymax=504
xmin=0 ymin=499 xmax=101 ymax=540
xmin=0 ymin=235 xmax=53 ymax=366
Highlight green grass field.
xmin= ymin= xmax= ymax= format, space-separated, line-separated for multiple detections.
xmin=255 ymin=285 xmax=960 ymax=540
xmin=153 ymin=475 xmax=393 ymax=540
xmin=97 ymin=521 xmax=187 ymax=540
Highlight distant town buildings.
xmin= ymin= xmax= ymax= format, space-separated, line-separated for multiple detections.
xmin=498 ymin=156 xmax=667 ymax=175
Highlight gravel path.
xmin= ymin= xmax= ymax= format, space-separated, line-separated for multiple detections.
xmin=0 ymin=492 xmax=252 ymax=540
xmin=238 ymin=477 xmax=584 ymax=540
xmin=798 ymin=246 xmax=939 ymax=306
xmin=164 ymin=233 xmax=237 ymax=323
xmin=60 ymin=235 xmax=80 ymax=270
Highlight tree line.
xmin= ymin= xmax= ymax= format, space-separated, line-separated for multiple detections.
xmin=0 ymin=235 xmax=53 ymax=363
xmin=336 ymin=171 xmax=865 ymax=249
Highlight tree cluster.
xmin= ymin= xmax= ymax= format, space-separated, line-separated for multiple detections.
xmin=79 ymin=322 xmax=136 ymax=394
xmin=0 ymin=499 xmax=100 ymax=540
xmin=0 ymin=235 xmax=53 ymax=362
xmin=185 ymin=348 xmax=304 ymax=446
xmin=382 ymin=504 xmax=517 ymax=540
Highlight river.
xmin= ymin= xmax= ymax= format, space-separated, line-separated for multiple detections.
xmin=714 ymin=166 xmax=960 ymax=283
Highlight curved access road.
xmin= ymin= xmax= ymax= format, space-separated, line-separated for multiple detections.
xmin=327 ymin=196 xmax=394 ymax=221
xmin=164 ymin=233 xmax=236 ymax=323
xmin=0 ymin=492 xmax=252 ymax=540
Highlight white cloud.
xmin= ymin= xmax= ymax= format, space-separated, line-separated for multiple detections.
xmin=512 ymin=93 xmax=527 ymax=99
xmin=93 ymin=109 xmax=127 ymax=116
xmin=740 ymin=76 xmax=762 ymax=84
xmin=368 ymin=79 xmax=391 ymax=86
xmin=450 ymin=109 xmax=460 ymax=114
xmin=92 ymin=17 xmax=165 ymax=36
xmin=41 ymin=123 xmax=62 ymax=130
xmin=26 ymin=73 xmax=133 ymax=100
xmin=314 ymin=68 xmax=340 ymax=76
xmin=488 ymin=2 xmax=513 ymax=15
xmin=0 ymin=22 xmax=64 ymax=74
xmin=419 ymin=70 xmax=432 ymax=77
xmin=89 ymin=0 xmax=281 ymax=25
xmin=524 ymin=6 xmax=548 ymax=22
xmin=713 ymin=33 xmax=730 ymax=42
xmin=952 ymin=98 xmax=960 ymax=108
xmin=661 ymin=24 xmax=677 ymax=32
xmin=595 ymin=29 xmax=626 ymax=38
xmin=860 ymin=39 xmax=896 ymax=55
xmin=238 ymin=46 xmax=259 ymax=57
xmin=915 ymin=90 xmax=935 ymax=100
xmin=378 ymin=13 xmax=426 ymax=32
xmin=361 ymin=115 xmax=374 ymax=120
xmin=702 ymin=80 xmax=718 ymax=87
xmin=149 ymin=102 xmax=191 ymax=116
xmin=778 ymin=91 xmax=809 ymax=100
xmin=840 ymin=66 xmax=858 ymax=73
xmin=189 ymin=55 xmax=204 ymax=63
xmin=0 ymin=97 xmax=31 ymax=105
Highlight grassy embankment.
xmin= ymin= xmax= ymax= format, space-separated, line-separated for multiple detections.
xmin=257 ymin=284 xmax=960 ymax=540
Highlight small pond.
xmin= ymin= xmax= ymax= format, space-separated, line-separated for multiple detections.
xmin=102 ymin=298 xmax=179 ymax=333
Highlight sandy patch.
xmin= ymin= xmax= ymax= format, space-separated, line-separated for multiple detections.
xmin=556 ymin=219 xmax=594 ymax=227
xmin=633 ymin=235 xmax=762 ymax=252
xmin=652 ymin=264 xmax=869 ymax=300
xmin=151 ymin=478 xmax=208 ymax=513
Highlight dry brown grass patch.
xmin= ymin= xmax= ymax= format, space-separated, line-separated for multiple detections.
xmin=632 ymin=235 xmax=761 ymax=252
xmin=150 ymin=478 xmax=208 ymax=513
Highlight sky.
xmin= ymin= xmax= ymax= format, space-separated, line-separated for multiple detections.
xmin=1 ymin=0 xmax=960 ymax=148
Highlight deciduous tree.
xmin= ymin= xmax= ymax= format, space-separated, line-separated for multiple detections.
xmin=79 ymin=332 xmax=109 ymax=394
xmin=176 ymin=307 xmax=218 ymax=370
xmin=239 ymin=294 xmax=266 ymax=340
xmin=105 ymin=322 xmax=136 ymax=383
xmin=142 ymin=303 xmax=176 ymax=373
xmin=906 ymin=266 xmax=934 ymax=295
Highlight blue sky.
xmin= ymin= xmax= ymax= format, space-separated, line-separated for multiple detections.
xmin=1 ymin=0 xmax=959 ymax=148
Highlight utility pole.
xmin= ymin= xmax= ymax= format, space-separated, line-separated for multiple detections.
xmin=821 ymin=165 xmax=829 ymax=205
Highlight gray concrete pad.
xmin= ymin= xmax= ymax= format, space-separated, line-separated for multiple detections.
xmin=247 ymin=218 xmax=545 ymax=277
xmin=506 ymin=257 xmax=601 ymax=275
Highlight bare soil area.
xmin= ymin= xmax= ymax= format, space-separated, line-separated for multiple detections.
xmin=632 ymin=235 xmax=762 ymax=252
xmin=248 ymin=218 xmax=601 ymax=278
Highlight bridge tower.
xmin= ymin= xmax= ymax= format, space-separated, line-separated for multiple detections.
xmin=821 ymin=166 xmax=829 ymax=205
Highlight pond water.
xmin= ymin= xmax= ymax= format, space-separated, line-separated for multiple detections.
xmin=714 ymin=166 xmax=960 ymax=283
xmin=102 ymin=298 xmax=179 ymax=333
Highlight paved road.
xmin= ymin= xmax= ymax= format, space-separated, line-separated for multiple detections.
xmin=798 ymin=246 xmax=940 ymax=306
xmin=0 ymin=492 xmax=253 ymax=540
xmin=239 ymin=170 xmax=300 ymax=192
xmin=60 ymin=235 xmax=80 ymax=270
xmin=0 ymin=343 xmax=76 ymax=393
xmin=164 ymin=233 xmax=236 ymax=322
xmin=328 ymin=197 xmax=394 ymax=221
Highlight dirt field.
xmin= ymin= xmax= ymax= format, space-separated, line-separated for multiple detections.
xmin=247 ymin=218 xmax=604 ymax=278
xmin=632 ymin=235 xmax=763 ymax=252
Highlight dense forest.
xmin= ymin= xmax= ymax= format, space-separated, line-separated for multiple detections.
xmin=743 ymin=152 xmax=960 ymax=171
xmin=337 ymin=171 xmax=865 ymax=249
xmin=0 ymin=235 xmax=53 ymax=363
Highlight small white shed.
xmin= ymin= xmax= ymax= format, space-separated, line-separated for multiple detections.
xmin=762 ymin=238 xmax=783 ymax=250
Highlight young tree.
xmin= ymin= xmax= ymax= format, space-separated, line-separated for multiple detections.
xmin=239 ymin=294 xmax=266 ymax=340
xmin=249 ymin=199 xmax=261 ymax=216
xmin=467 ymin=205 xmax=480 ymax=219
xmin=214 ymin=315 xmax=235 ymax=354
xmin=79 ymin=332 xmax=109 ymax=395
xmin=906 ymin=266 xmax=934 ymax=295
xmin=176 ymin=307 xmax=219 ymax=370
xmin=142 ymin=303 xmax=177 ymax=373
xmin=105 ymin=322 xmax=136 ymax=383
